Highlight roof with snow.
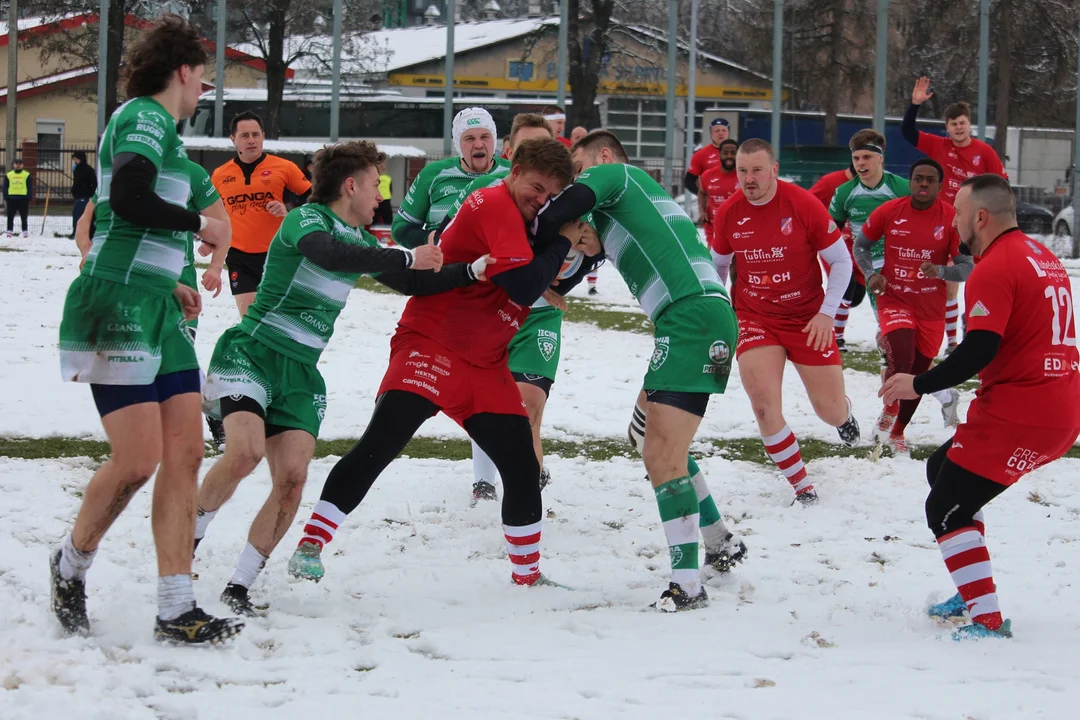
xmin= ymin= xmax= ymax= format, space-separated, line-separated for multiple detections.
xmin=180 ymin=137 xmax=426 ymax=159
xmin=0 ymin=66 xmax=97 ymax=102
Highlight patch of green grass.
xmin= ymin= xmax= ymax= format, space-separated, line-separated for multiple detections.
xmin=564 ymin=297 xmax=654 ymax=334
xmin=0 ymin=246 xmax=25 ymax=252
xmin=842 ymin=350 xmax=979 ymax=392
xmin=7 ymin=433 xmax=1077 ymax=464
xmin=354 ymin=276 xmax=396 ymax=295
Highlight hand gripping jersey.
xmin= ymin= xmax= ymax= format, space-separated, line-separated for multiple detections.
xmin=714 ymin=181 xmax=842 ymax=320
xmin=963 ymin=230 xmax=1080 ymax=429
xmin=394 ymin=156 xmax=511 ymax=233
xmin=829 ymin=172 xmax=911 ymax=269
xmin=573 ymin=163 xmax=728 ymax=321
xmin=397 ymin=182 xmax=535 ymax=368
xmin=237 ymin=203 xmax=379 ymax=365
xmin=212 ymin=154 xmax=311 ymax=254
xmin=82 ymin=97 xmax=195 ymax=295
xmin=861 ymin=197 xmax=960 ymax=319
xmin=916 ymin=133 xmax=1007 ymax=205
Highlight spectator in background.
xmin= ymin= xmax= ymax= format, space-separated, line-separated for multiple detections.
xmin=71 ymin=151 xmax=97 ymax=239
xmin=542 ymin=106 xmax=572 ymax=147
xmin=500 ymin=135 xmax=511 ymax=159
xmin=570 ymin=126 xmax=589 ymax=144
xmin=4 ymin=157 xmax=31 ymax=239
xmin=373 ymin=160 xmax=393 ymax=225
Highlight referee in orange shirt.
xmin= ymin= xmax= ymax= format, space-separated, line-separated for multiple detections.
xmin=212 ymin=112 xmax=312 ymax=316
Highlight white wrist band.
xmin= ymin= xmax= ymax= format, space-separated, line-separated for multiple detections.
xmin=199 ymin=215 xmax=208 ymax=232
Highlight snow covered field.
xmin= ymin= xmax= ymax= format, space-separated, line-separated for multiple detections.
xmin=2 ymin=233 xmax=1080 ymax=719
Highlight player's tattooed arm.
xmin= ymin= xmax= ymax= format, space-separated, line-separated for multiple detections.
xmin=852 ymin=230 xmax=878 ymax=281
xmin=923 ymin=254 xmax=974 ymax=282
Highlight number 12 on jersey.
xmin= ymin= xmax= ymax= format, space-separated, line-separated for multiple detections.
xmin=1046 ymin=285 xmax=1077 ymax=347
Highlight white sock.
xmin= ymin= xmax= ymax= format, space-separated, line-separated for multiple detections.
xmin=229 ymin=542 xmax=268 ymax=589
xmin=471 ymin=439 xmax=500 ymax=486
xmin=58 ymin=533 xmax=96 ymax=582
xmin=157 ymin=574 xmax=196 ymax=621
xmin=931 ymin=389 xmax=953 ymax=406
xmin=194 ymin=506 xmax=218 ymax=541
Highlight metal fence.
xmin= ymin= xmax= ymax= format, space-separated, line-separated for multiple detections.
xmin=1 ymin=145 xmax=99 ymax=207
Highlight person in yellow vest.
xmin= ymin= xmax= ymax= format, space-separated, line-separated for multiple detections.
xmin=5 ymin=158 xmax=32 ymax=238
xmin=373 ymin=160 xmax=393 ymax=225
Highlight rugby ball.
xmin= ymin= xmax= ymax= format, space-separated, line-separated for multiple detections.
xmin=558 ymin=248 xmax=584 ymax=280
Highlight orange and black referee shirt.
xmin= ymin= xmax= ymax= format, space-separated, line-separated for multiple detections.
xmin=211 ymin=153 xmax=312 ymax=254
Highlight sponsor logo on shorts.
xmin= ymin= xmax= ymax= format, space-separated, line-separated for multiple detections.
xmin=650 ymin=336 xmax=670 ymax=371
xmin=313 ymin=394 xmax=327 ymax=421
xmin=434 ymin=354 xmax=451 ymax=367
xmin=414 ymin=370 xmax=438 ymax=381
xmin=431 ymin=365 xmax=450 ymax=376
xmin=107 ymin=355 xmax=144 ymax=363
xmin=708 ymin=340 xmax=731 ymax=365
xmin=300 ymin=312 xmax=331 ymax=333
xmin=1005 ymin=447 xmax=1049 ymax=477
xmin=107 ymin=323 xmax=142 ymax=333
xmin=409 ymin=351 xmax=431 ymax=359
xmin=822 ymin=350 xmax=835 ymax=358
xmin=402 ymin=377 xmax=439 ymax=396
xmin=537 ymin=328 xmax=559 ymax=362
xmin=406 ymin=360 xmax=429 ymax=369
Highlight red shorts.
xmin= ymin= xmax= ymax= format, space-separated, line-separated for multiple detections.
xmin=948 ymin=401 xmax=1080 ymax=486
xmin=378 ymin=331 xmax=527 ymax=427
xmin=735 ymin=312 xmax=843 ymax=366
xmin=878 ymin=301 xmax=945 ymax=359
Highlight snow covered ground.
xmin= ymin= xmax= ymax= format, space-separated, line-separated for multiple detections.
xmin=3 ymin=233 xmax=1080 ymax=719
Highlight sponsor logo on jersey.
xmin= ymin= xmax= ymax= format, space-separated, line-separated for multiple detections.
xmin=261 ymin=170 xmax=273 ymax=177
xmin=973 ymin=156 xmax=982 ymax=167
xmin=934 ymin=225 xmax=945 ymax=241
xmin=780 ymin=217 xmax=793 ymax=236
xmin=537 ymin=329 xmax=559 ymax=362
xmin=227 ymin=191 xmax=276 ymax=205
xmin=894 ymin=219 xmax=908 ymax=225
xmin=650 ymin=336 xmax=670 ymax=371
xmin=969 ymin=301 xmax=990 ymax=317
xmin=827 ymin=220 xmax=838 ymax=233
xmin=1025 ymin=240 xmax=1044 ymax=256
xmin=222 ymin=176 xmax=237 ymax=184
xmin=736 ymin=217 xmax=751 ymax=226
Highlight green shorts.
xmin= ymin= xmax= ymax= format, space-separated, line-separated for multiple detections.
xmin=508 ymin=306 xmax=564 ymax=381
xmin=59 ymin=274 xmax=198 ymax=385
xmin=179 ymin=264 xmax=199 ymax=330
xmin=643 ymin=295 xmax=736 ymax=394
xmin=203 ymin=326 xmax=327 ymax=438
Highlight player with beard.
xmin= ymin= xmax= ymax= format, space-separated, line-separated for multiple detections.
xmin=903 ymin=77 xmax=1008 ymax=354
xmin=288 ymin=139 xmax=593 ymax=588
xmin=882 ymin=174 xmax=1079 ymax=640
xmin=683 ymin=118 xmax=730 ymax=196
xmin=699 ymin=139 xmax=740 ymax=259
xmin=393 ymin=108 xmax=508 ymax=253
xmin=714 ymin=139 xmax=861 ymax=505
xmin=530 ymin=131 xmax=744 ymax=610
xmin=195 ymin=142 xmax=486 ymax=615
xmin=855 ymin=159 xmax=972 ymax=458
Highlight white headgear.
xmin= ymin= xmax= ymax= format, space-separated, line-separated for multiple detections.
xmin=451 ymin=107 xmax=498 ymax=157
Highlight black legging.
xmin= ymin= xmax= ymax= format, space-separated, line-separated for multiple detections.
xmin=318 ymin=390 xmax=542 ymax=527
xmin=6 ymin=196 xmax=28 ymax=232
xmin=924 ymin=438 xmax=1007 ymax=539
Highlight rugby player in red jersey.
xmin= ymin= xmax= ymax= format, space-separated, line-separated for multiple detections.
xmin=288 ymin=139 xmax=600 ymax=587
xmin=882 ymin=174 xmax=1080 ymax=640
xmin=855 ymin=158 xmax=973 ymax=457
xmin=713 ymin=139 xmax=860 ymax=505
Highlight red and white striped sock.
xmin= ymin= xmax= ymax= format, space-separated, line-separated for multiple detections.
xmin=298 ymin=500 xmax=346 ymax=550
xmin=762 ymin=425 xmax=812 ymax=495
xmin=833 ymin=300 xmax=851 ymax=341
xmin=505 ymin=521 xmax=541 ymax=585
xmin=587 ymin=272 xmax=598 ymax=286
xmin=972 ymin=510 xmax=986 ymax=539
xmin=944 ymin=298 xmax=960 ymax=345
xmin=938 ymin=526 xmax=1003 ymax=630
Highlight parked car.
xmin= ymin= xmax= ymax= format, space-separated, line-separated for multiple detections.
xmin=1015 ymin=202 xmax=1055 ymax=235
xmin=1054 ymin=205 xmax=1074 ymax=237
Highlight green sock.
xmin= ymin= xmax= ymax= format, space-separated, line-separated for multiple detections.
xmin=654 ymin=475 xmax=700 ymax=593
xmin=688 ymin=456 xmax=730 ymax=550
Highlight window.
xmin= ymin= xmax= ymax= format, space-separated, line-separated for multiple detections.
xmin=508 ymin=61 xmax=534 ymax=82
xmin=35 ymin=120 xmax=65 ymax=169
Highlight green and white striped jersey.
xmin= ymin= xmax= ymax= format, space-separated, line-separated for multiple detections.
xmin=238 ymin=203 xmax=378 ymax=365
xmin=829 ymin=172 xmax=910 ymax=267
xmin=394 ymin=156 xmax=510 ymax=233
xmin=83 ymin=97 xmax=193 ymax=295
xmin=574 ymin=163 xmax=728 ymax=321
